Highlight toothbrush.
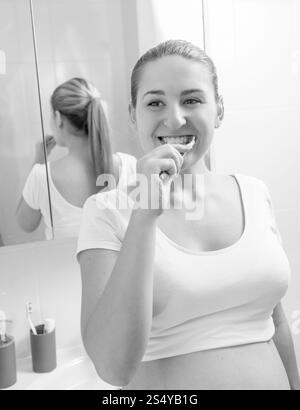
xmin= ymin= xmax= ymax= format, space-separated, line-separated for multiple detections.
xmin=26 ymin=302 xmax=37 ymax=335
xmin=44 ymin=318 xmax=55 ymax=334
xmin=0 ymin=310 xmax=6 ymax=343
xmin=160 ymin=138 xmax=196 ymax=182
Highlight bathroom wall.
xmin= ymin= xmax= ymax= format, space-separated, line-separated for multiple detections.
xmin=136 ymin=0 xmax=204 ymax=54
xmin=205 ymin=0 xmax=300 ymax=363
xmin=0 ymin=238 xmax=82 ymax=359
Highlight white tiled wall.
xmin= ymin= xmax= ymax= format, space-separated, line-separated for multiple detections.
xmin=136 ymin=0 xmax=204 ymax=54
xmin=205 ymin=0 xmax=300 ymax=362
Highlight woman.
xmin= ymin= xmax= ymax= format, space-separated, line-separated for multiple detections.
xmin=16 ymin=77 xmax=136 ymax=240
xmin=77 ymin=41 xmax=300 ymax=390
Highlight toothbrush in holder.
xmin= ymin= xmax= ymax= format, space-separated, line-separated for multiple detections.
xmin=0 ymin=310 xmax=7 ymax=343
xmin=26 ymin=302 xmax=37 ymax=335
xmin=44 ymin=318 xmax=55 ymax=334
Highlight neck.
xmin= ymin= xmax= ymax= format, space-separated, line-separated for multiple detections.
xmin=65 ymin=134 xmax=91 ymax=163
xmin=181 ymin=156 xmax=211 ymax=176
xmin=171 ymin=157 xmax=212 ymax=195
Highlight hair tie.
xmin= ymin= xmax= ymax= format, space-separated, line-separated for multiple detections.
xmin=89 ymin=88 xmax=101 ymax=103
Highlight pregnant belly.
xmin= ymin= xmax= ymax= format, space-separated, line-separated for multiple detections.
xmin=122 ymin=340 xmax=290 ymax=390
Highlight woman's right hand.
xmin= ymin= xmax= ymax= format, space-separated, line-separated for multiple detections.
xmin=34 ymin=135 xmax=56 ymax=164
xmin=134 ymin=143 xmax=191 ymax=217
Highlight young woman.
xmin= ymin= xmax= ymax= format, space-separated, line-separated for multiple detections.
xmin=16 ymin=78 xmax=136 ymax=240
xmin=77 ymin=41 xmax=300 ymax=390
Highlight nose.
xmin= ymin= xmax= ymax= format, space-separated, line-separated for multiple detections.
xmin=163 ymin=104 xmax=187 ymax=130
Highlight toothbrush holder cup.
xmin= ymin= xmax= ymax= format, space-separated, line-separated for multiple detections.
xmin=30 ymin=324 xmax=57 ymax=373
xmin=0 ymin=336 xmax=17 ymax=389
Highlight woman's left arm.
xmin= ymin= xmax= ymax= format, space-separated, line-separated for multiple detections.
xmin=272 ymin=302 xmax=300 ymax=390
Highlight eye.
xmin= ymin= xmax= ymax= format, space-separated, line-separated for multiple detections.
xmin=147 ymin=100 xmax=164 ymax=108
xmin=184 ymin=98 xmax=202 ymax=105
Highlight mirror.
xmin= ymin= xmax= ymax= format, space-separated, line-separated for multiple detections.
xmin=0 ymin=0 xmax=53 ymax=246
xmin=0 ymin=0 xmax=209 ymax=247
xmin=0 ymin=0 xmax=140 ymax=246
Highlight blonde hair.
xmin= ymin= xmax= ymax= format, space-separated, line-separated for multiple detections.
xmin=51 ymin=77 xmax=113 ymax=177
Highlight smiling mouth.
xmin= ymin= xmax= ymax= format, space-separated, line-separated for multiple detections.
xmin=157 ymin=135 xmax=196 ymax=145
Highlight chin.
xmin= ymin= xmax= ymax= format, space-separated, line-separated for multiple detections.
xmin=183 ymin=150 xmax=206 ymax=168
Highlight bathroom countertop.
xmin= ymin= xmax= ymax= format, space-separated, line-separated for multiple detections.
xmin=5 ymin=345 xmax=118 ymax=390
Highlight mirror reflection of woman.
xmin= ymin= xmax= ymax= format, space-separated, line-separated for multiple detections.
xmin=77 ymin=41 xmax=300 ymax=390
xmin=16 ymin=78 xmax=136 ymax=240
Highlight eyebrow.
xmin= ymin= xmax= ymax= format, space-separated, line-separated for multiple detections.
xmin=181 ymin=88 xmax=205 ymax=96
xmin=143 ymin=89 xmax=205 ymax=98
xmin=143 ymin=90 xmax=165 ymax=98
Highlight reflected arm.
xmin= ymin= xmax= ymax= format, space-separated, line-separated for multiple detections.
xmin=16 ymin=196 xmax=42 ymax=233
xmin=15 ymin=144 xmax=49 ymax=234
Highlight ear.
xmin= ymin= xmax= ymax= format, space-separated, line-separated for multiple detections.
xmin=128 ymin=103 xmax=137 ymax=130
xmin=215 ymin=95 xmax=224 ymax=128
xmin=54 ymin=110 xmax=63 ymax=128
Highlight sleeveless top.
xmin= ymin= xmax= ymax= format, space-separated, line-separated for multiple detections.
xmin=22 ymin=152 xmax=136 ymax=239
xmin=77 ymin=172 xmax=291 ymax=361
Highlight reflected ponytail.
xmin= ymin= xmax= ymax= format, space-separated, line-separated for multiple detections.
xmin=51 ymin=77 xmax=114 ymax=178
xmin=87 ymin=97 xmax=114 ymax=178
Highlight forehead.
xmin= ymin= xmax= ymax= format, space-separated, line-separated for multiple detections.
xmin=137 ymin=55 xmax=213 ymax=96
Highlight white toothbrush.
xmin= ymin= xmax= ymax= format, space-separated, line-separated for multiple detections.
xmin=26 ymin=302 xmax=37 ymax=335
xmin=44 ymin=318 xmax=55 ymax=334
xmin=0 ymin=310 xmax=6 ymax=343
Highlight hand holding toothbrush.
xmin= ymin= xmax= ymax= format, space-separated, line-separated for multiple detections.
xmin=134 ymin=139 xmax=196 ymax=215
xmin=159 ymin=138 xmax=196 ymax=183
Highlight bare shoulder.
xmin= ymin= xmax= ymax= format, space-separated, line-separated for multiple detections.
xmin=50 ymin=157 xmax=88 ymax=181
xmin=49 ymin=157 xmax=68 ymax=177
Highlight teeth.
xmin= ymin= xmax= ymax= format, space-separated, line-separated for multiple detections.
xmin=185 ymin=138 xmax=196 ymax=149
xmin=159 ymin=135 xmax=196 ymax=145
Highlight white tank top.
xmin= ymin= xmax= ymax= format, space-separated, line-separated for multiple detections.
xmin=22 ymin=152 xmax=136 ymax=240
xmin=77 ymin=173 xmax=291 ymax=361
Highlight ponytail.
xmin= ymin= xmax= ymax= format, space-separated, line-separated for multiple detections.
xmin=87 ymin=98 xmax=114 ymax=178
xmin=51 ymin=77 xmax=114 ymax=179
